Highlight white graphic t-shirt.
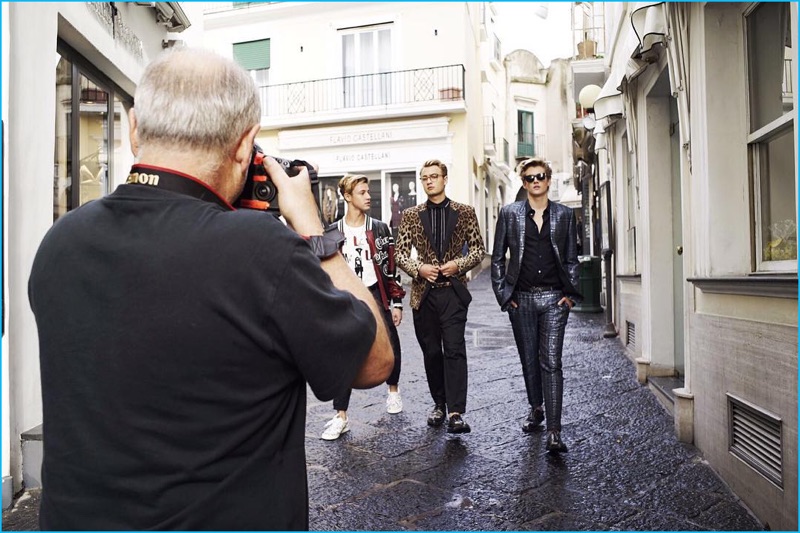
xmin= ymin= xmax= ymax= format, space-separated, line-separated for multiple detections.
xmin=342 ymin=220 xmax=378 ymax=288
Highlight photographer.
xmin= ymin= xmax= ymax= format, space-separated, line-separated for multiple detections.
xmin=28 ymin=47 xmax=392 ymax=530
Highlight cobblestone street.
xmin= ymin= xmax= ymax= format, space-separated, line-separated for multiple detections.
xmin=304 ymin=270 xmax=765 ymax=531
xmin=3 ymin=271 xmax=765 ymax=531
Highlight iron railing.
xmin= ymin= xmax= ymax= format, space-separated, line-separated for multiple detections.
xmin=258 ymin=64 xmax=465 ymax=117
xmin=517 ymin=133 xmax=546 ymax=159
xmin=518 ymin=132 xmax=534 ymax=157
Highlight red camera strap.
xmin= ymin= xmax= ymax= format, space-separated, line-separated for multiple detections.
xmin=126 ymin=165 xmax=234 ymax=211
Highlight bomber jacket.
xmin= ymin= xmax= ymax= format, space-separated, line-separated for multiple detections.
xmin=332 ymin=216 xmax=405 ymax=311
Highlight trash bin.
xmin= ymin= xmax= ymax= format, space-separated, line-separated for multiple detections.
xmin=572 ymin=255 xmax=602 ymax=313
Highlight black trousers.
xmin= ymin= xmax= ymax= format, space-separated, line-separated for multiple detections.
xmin=333 ymin=284 xmax=402 ymax=412
xmin=507 ymin=289 xmax=570 ymax=431
xmin=412 ymin=286 xmax=469 ymax=414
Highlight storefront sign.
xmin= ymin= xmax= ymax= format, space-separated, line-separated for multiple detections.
xmin=329 ymin=131 xmax=393 ymax=145
xmin=279 ymin=117 xmax=450 ymax=150
xmin=334 ymin=151 xmax=390 ymax=164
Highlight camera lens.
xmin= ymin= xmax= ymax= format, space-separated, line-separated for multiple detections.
xmin=254 ymin=181 xmax=277 ymax=202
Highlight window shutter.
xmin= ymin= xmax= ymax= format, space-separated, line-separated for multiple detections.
xmin=233 ymin=39 xmax=270 ymax=70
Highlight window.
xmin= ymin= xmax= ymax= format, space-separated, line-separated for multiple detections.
xmin=233 ymin=39 xmax=270 ymax=112
xmin=746 ymin=2 xmax=796 ymax=271
xmin=54 ymin=42 xmax=131 ymax=222
xmin=623 ymin=132 xmax=638 ymax=273
xmin=341 ymin=25 xmax=392 ymax=107
xmin=517 ymin=110 xmax=534 ymax=157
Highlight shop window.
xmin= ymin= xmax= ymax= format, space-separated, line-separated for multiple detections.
xmin=746 ymin=2 xmax=796 ymax=271
xmin=54 ymin=42 xmax=131 ymax=222
xmin=517 ymin=110 xmax=534 ymax=157
xmin=233 ymin=39 xmax=270 ymax=113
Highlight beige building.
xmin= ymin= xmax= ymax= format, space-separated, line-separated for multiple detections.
xmin=1 ymin=2 xmax=192 ymax=508
xmin=201 ymin=1 xmax=517 ymax=249
xmin=590 ymin=2 xmax=797 ymax=529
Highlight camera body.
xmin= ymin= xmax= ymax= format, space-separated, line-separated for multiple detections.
xmin=235 ymin=144 xmax=319 ymax=215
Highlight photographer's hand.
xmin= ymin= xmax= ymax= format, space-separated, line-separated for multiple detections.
xmin=263 ymin=157 xmax=323 ymax=236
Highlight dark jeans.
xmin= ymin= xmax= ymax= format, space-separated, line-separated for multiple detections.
xmin=333 ymin=285 xmax=401 ymax=412
xmin=412 ymin=286 xmax=469 ymax=414
xmin=508 ymin=289 xmax=570 ymax=431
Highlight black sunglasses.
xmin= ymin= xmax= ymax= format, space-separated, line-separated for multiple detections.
xmin=522 ymin=173 xmax=548 ymax=183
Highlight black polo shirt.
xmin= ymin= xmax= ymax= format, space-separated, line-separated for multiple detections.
xmin=29 ymin=182 xmax=376 ymax=530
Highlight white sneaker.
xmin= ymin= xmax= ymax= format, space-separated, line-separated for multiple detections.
xmin=321 ymin=415 xmax=349 ymax=440
xmin=386 ymin=391 xmax=403 ymax=414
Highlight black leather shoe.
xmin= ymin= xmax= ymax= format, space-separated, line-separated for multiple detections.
xmin=446 ymin=413 xmax=471 ymax=434
xmin=546 ymin=430 xmax=568 ymax=453
xmin=427 ymin=404 xmax=446 ymax=427
xmin=522 ymin=407 xmax=545 ymax=433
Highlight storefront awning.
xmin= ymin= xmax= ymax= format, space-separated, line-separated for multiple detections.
xmin=558 ymin=185 xmax=582 ymax=209
xmin=592 ymin=31 xmax=640 ymax=121
xmin=631 ymin=2 xmax=667 ymax=53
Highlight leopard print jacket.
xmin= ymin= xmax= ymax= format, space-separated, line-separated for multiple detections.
xmin=395 ymin=200 xmax=485 ymax=310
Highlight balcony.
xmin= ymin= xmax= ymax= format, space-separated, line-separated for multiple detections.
xmin=258 ymin=64 xmax=466 ymax=129
xmin=516 ymin=133 xmax=546 ymax=160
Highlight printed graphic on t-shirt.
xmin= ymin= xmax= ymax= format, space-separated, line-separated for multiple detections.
xmin=342 ymin=223 xmax=378 ymax=287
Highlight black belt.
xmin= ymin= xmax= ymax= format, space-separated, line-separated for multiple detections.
xmin=430 ymin=281 xmax=452 ymax=289
xmin=523 ymin=285 xmax=560 ymax=292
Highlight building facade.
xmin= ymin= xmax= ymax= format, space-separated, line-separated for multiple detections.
xmin=590 ymin=2 xmax=797 ymax=529
xmin=201 ymin=1 xmax=517 ymax=251
xmin=1 ymin=1 xmax=191 ymax=508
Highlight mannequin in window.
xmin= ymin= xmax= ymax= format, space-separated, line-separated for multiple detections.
xmin=322 ymin=186 xmax=338 ymax=224
xmin=403 ymin=181 xmax=417 ymax=209
xmin=336 ymin=188 xmax=346 ymax=222
xmin=390 ymin=182 xmax=404 ymax=229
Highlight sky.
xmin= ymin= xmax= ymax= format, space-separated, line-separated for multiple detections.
xmin=493 ymin=2 xmax=575 ymax=67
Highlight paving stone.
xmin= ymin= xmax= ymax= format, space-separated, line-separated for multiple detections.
xmin=2 ymin=271 xmax=766 ymax=531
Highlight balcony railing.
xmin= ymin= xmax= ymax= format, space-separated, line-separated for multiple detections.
xmin=258 ymin=64 xmax=465 ymax=118
xmin=517 ymin=133 xmax=546 ymax=159
xmin=518 ymin=132 xmax=534 ymax=158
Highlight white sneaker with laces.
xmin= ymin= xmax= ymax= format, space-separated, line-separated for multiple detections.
xmin=321 ymin=415 xmax=349 ymax=440
xmin=386 ymin=391 xmax=403 ymax=414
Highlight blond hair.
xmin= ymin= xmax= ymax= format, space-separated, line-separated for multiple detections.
xmin=338 ymin=174 xmax=369 ymax=198
xmin=419 ymin=159 xmax=448 ymax=177
xmin=517 ymin=158 xmax=552 ymax=178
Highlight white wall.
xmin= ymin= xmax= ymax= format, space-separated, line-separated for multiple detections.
xmin=2 ymin=0 xmax=12 ymax=508
xmin=5 ymin=2 xmax=176 ymax=493
xmin=203 ymin=1 xmax=481 ymax=208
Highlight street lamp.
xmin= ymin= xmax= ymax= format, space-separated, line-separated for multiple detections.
xmin=578 ymin=83 xmax=601 ymax=110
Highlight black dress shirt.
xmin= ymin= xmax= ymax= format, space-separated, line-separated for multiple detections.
xmin=517 ymin=203 xmax=562 ymax=291
xmin=427 ymin=198 xmax=450 ymax=282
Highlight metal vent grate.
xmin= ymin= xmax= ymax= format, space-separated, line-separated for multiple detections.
xmin=626 ymin=321 xmax=636 ymax=347
xmin=728 ymin=394 xmax=783 ymax=487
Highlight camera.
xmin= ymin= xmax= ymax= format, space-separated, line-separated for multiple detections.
xmin=235 ymin=143 xmax=319 ymax=216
